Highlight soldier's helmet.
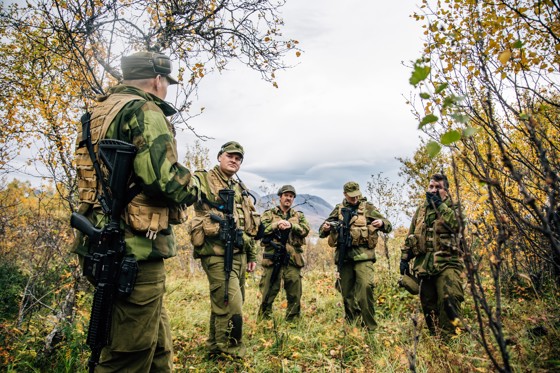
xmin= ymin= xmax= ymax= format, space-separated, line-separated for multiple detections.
xmin=277 ymin=185 xmax=296 ymax=197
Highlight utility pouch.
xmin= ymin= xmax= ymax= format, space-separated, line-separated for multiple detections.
xmin=189 ymin=216 xmax=205 ymax=247
xmin=367 ymin=225 xmax=379 ymax=249
xmin=169 ymin=204 xmax=189 ymax=225
xmin=124 ymin=193 xmax=169 ymax=239
xmin=117 ymin=257 xmax=138 ymax=298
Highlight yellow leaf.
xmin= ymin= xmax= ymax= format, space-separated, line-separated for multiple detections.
xmin=498 ymin=49 xmax=511 ymax=65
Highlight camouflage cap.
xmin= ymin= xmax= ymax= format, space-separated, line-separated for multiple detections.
xmin=121 ymin=51 xmax=179 ymax=85
xmin=277 ymin=184 xmax=296 ymax=197
xmin=218 ymin=141 xmax=244 ymax=158
xmin=343 ymin=181 xmax=361 ymax=197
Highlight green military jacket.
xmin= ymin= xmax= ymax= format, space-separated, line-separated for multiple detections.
xmin=189 ymin=166 xmax=259 ymax=262
xmin=319 ymin=197 xmax=392 ymax=263
xmin=402 ymin=198 xmax=464 ymax=276
xmin=260 ymin=206 xmax=310 ymax=268
xmin=73 ymin=85 xmax=197 ymax=261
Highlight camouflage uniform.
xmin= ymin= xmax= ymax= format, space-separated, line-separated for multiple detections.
xmin=258 ymin=205 xmax=310 ymax=320
xmin=401 ymin=197 xmax=465 ymax=336
xmin=73 ymin=53 xmax=196 ymax=372
xmin=319 ymin=197 xmax=392 ymax=330
xmin=189 ymin=162 xmax=259 ymax=358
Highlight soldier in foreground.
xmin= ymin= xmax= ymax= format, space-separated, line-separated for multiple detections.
xmin=72 ymin=51 xmax=196 ymax=372
xmin=400 ymin=173 xmax=465 ymax=337
xmin=319 ymin=181 xmax=392 ymax=331
xmin=189 ymin=141 xmax=260 ymax=359
xmin=258 ymin=185 xmax=310 ymax=321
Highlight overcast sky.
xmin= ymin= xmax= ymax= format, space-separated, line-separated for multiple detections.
xmin=174 ymin=1 xmax=424 ymax=207
xmin=10 ymin=1 xmax=424 ymax=208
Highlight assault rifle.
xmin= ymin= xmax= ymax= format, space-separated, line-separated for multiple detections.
xmin=262 ymin=227 xmax=291 ymax=305
xmin=329 ymin=207 xmax=356 ymax=274
xmin=210 ymin=189 xmax=244 ymax=305
xmin=70 ymin=138 xmax=137 ymax=373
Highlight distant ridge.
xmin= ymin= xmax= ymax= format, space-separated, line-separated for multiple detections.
xmin=255 ymin=193 xmax=335 ymax=233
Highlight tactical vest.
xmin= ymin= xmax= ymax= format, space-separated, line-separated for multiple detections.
xmin=327 ymin=202 xmax=379 ymax=263
xmin=189 ymin=168 xmax=260 ymax=256
xmin=75 ymin=93 xmax=187 ymax=239
xmin=75 ymin=93 xmax=143 ymax=209
xmin=261 ymin=209 xmax=306 ymax=268
xmin=410 ymin=203 xmax=460 ymax=255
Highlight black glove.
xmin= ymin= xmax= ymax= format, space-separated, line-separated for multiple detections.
xmin=426 ymin=191 xmax=442 ymax=208
xmin=399 ymin=259 xmax=410 ymax=275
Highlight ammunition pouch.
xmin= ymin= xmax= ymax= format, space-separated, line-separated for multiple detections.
xmin=83 ymin=254 xmax=138 ymax=298
xmin=367 ymin=225 xmax=379 ymax=249
xmin=124 ymin=193 xmax=169 ymax=239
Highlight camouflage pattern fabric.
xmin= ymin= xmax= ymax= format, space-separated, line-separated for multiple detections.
xmin=402 ymin=198 xmax=466 ymax=336
xmin=319 ymin=197 xmax=392 ymax=330
xmin=258 ymin=206 xmax=310 ymax=319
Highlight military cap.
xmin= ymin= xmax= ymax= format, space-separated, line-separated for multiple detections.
xmin=121 ymin=51 xmax=179 ymax=84
xmin=218 ymin=141 xmax=244 ymax=158
xmin=343 ymin=181 xmax=361 ymax=197
xmin=277 ymin=185 xmax=296 ymax=197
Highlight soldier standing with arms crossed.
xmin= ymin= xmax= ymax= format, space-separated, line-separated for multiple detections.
xmin=258 ymin=185 xmax=310 ymax=321
xmin=189 ymin=141 xmax=260 ymax=359
xmin=319 ymin=181 xmax=392 ymax=331
xmin=399 ymin=173 xmax=465 ymax=337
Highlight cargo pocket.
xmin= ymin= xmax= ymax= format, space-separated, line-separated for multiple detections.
xmin=125 ymin=194 xmax=169 ymax=237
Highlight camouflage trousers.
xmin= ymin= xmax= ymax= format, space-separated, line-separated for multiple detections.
xmin=258 ymin=264 xmax=302 ymax=320
xmin=419 ymin=266 xmax=465 ymax=336
xmin=200 ymin=253 xmax=247 ymax=357
xmin=338 ymin=260 xmax=377 ymax=331
xmin=97 ymin=259 xmax=173 ymax=373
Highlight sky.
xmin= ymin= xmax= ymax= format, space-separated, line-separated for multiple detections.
xmin=176 ymin=1 xmax=425 ymax=207
xmin=9 ymin=1 xmax=425 ymax=209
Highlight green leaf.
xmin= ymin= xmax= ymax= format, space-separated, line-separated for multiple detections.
xmin=513 ymin=40 xmax=523 ymax=49
xmin=441 ymin=130 xmax=462 ymax=145
xmin=434 ymin=82 xmax=448 ymax=94
xmin=410 ymin=64 xmax=430 ymax=86
xmin=451 ymin=113 xmax=470 ymax=124
xmin=419 ymin=114 xmax=438 ymax=129
xmin=426 ymin=141 xmax=441 ymax=158
xmin=463 ymin=126 xmax=478 ymax=137
xmin=419 ymin=92 xmax=431 ymax=99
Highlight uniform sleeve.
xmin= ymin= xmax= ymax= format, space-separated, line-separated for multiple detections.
xmin=437 ymin=201 xmax=461 ymax=231
xmin=319 ymin=206 xmax=339 ymax=237
xmin=366 ymin=204 xmax=393 ymax=233
xmin=402 ymin=207 xmax=420 ymax=260
xmin=260 ymin=209 xmax=276 ymax=236
xmin=292 ymin=212 xmax=310 ymax=238
xmin=245 ymin=236 xmax=257 ymax=263
xmin=128 ymin=102 xmax=197 ymax=205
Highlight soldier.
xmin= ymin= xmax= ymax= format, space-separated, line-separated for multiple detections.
xmin=73 ymin=51 xmax=197 ymax=372
xmin=400 ymin=173 xmax=465 ymax=337
xmin=258 ymin=185 xmax=310 ymax=321
xmin=319 ymin=181 xmax=392 ymax=331
xmin=189 ymin=141 xmax=260 ymax=359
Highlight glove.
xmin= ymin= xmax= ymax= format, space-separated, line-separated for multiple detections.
xmin=399 ymin=259 xmax=410 ymax=275
xmin=426 ymin=191 xmax=442 ymax=208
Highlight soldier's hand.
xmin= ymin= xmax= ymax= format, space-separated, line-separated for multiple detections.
xmin=322 ymin=222 xmax=331 ymax=232
xmin=432 ymin=192 xmax=443 ymax=208
xmin=399 ymin=259 xmax=410 ymax=275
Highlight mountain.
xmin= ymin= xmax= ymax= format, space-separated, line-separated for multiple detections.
xmin=254 ymin=193 xmax=335 ymax=233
